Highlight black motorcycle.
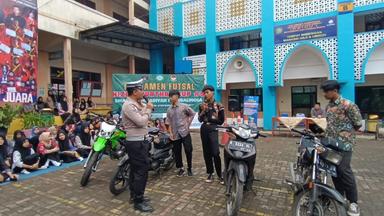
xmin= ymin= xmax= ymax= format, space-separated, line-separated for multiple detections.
xmin=287 ymin=128 xmax=347 ymax=216
xmin=217 ymin=124 xmax=266 ymax=216
xmin=109 ymin=128 xmax=175 ymax=195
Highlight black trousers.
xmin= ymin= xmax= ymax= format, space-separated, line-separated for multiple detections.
xmin=332 ymin=151 xmax=358 ymax=203
xmin=13 ymin=154 xmax=40 ymax=173
xmin=125 ymin=140 xmax=150 ymax=202
xmin=200 ymin=124 xmax=222 ymax=177
xmin=172 ymin=134 xmax=193 ymax=170
xmin=39 ymin=152 xmax=61 ymax=167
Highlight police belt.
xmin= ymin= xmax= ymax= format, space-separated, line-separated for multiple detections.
xmin=203 ymin=122 xmax=217 ymax=126
xmin=126 ymin=136 xmax=145 ymax=141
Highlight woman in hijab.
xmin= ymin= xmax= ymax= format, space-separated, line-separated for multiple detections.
xmin=37 ymin=132 xmax=61 ymax=168
xmin=12 ymin=138 xmax=40 ymax=174
xmin=57 ymin=130 xmax=83 ymax=163
xmin=29 ymin=127 xmax=41 ymax=152
xmin=87 ymin=97 xmax=95 ymax=108
xmin=34 ymin=96 xmax=46 ymax=112
xmin=79 ymin=98 xmax=88 ymax=115
xmin=0 ymin=135 xmax=17 ymax=182
xmin=74 ymin=122 xmax=93 ymax=157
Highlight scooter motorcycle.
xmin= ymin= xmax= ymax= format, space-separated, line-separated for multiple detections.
xmin=217 ymin=124 xmax=266 ymax=216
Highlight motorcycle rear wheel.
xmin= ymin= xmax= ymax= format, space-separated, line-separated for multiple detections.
xmin=293 ymin=189 xmax=346 ymax=216
xmin=226 ymin=171 xmax=243 ymax=216
xmin=110 ymin=162 xmax=130 ymax=195
xmin=80 ymin=151 xmax=100 ymax=187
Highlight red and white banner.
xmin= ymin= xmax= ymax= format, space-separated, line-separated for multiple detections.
xmin=0 ymin=0 xmax=38 ymax=103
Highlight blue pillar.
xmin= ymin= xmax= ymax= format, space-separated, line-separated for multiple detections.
xmin=149 ymin=0 xmax=163 ymax=74
xmin=205 ymin=0 xmax=221 ymax=101
xmin=174 ymin=3 xmax=188 ymax=74
xmin=261 ymin=0 xmax=277 ymax=130
xmin=337 ymin=0 xmax=355 ymax=101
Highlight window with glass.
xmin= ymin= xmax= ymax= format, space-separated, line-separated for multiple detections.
xmin=220 ymin=31 xmax=262 ymax=51
xmin=228 ymin=88 xmax=263 ymax=112
xmin=356 ymin=86 xmax=384 ymax=119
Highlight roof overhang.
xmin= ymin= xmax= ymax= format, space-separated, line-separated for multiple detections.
xmin=79 ymin=22 xmax=181 ymax=50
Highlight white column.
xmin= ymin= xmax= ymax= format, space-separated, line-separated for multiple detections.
xmin=63 ymin=38 xmax=73 ymax=112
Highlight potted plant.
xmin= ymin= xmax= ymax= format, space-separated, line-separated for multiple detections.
xmin=0 ymin=104 xmax=22 ymax=136
xmin=22 ymin=111 xmax=55 ymax=134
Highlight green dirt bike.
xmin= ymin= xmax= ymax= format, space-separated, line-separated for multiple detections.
xmin=80 ymin=119 xmax=126 ymax=186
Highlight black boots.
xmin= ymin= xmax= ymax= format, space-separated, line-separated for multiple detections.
xmin=134 ymin=201 xmax=154 ymax=213
xmin=131 ymin=195 xmax=154 ymax=213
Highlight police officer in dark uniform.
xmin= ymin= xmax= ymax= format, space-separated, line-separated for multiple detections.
xmin=121 ymin=79 xmax=154 ymax=212
xmin=198 ymin=85 xmax=225 ymax=184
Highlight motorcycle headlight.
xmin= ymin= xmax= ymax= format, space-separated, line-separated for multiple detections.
xmin=233 ymin=127 xmax=251 ymax=139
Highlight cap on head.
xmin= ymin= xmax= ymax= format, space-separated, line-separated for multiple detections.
xmin=169 ymin=89 xmax=180 ymax=98
xmin=321 ymin=80 xmax=340 ymax=92
xmin=126 ymin=79 xmax=144 ymax=91
xmin=202 ymin=85 xmax=214 ymax=92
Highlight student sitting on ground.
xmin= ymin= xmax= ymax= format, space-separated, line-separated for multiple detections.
xmin=48 ymin=126 xmax=58 ymax=139
xmin=8 ymin=130 xmax=27 ymax=154
xmin=57 ymin=130 xmax=84 ymax=163
xmin=29 ymin=127 xmax=42 ymax=152
xmin=37 ymin=132 xmax=62 ymax=168
xmin=73 ymin=122 xmax=93 ymax=157
xmin=0 ymin=135 xmax=17 ymax=182
xmin=12 ymin=138 xmax=40 ymax=174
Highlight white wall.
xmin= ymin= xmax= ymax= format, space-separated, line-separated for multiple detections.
xmin=222 ymin=57 xmax=256 ymax=90
xmin=283 ymin=46 xmax=329 ymax=80
xmin=365 ymin=43 xmax=384 ymax=76
xmin=38 ymin=0 xmax=116 ymax=39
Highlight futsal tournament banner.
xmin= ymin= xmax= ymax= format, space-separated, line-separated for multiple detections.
xmin=112 ymin=74 xmax=205 ymax=120
xmin=0 ymin=0 xmax=38 ymax=103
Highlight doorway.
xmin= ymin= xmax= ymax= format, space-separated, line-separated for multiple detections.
xmin=291 ymin=86 xmax=317 ymax=117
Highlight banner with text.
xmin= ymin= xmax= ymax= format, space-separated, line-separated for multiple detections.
xmin=0 ymin=0 xmax=38 ymax=104
xmin=112 ymin=74 xmax=205 ymax=119
xmin=243 ymin=96 xmax=259 ymax=127
xmin=274 ymin=16 xmax=337 ymax=44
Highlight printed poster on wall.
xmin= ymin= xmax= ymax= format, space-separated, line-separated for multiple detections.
xmin=112 ymin=74 xmax=205 ymax=120
xmin=274 ymin=16 xmax=337 ymax=44
xmin=244 ymin=96 xmax=259 ymax=127
xmin=0 ymin=0 xmax=38 ymax=104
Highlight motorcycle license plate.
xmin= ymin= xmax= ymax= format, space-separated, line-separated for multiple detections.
xmin=228 ymin=141 xmax=253 ymax=153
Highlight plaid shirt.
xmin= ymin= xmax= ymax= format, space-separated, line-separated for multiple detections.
xmin=166 ymin=103 xmax=195 ymax=140
xmin=325 ymin=96 xmax=362 ymax=151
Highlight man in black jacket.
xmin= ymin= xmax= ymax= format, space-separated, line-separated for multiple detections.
xmin=198 ymin=85 xmax=224 ymax=184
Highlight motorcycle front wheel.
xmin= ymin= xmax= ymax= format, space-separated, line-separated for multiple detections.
xmin=80 ymin=151 xmax=100 ymax=187
xmin=293 ymin=189 xmax=346 ymax=216
xmin=226 ymin=171 xmax=243 ymax=216
xmin=109 ymin=162 xmax=130 ymax=195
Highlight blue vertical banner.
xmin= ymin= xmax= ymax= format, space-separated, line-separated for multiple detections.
xmin=243 ymin=96 xmax=259 ymax=127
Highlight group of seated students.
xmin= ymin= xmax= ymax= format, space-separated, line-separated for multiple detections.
xmin=0 ymin=115 xmax=102 ymax=183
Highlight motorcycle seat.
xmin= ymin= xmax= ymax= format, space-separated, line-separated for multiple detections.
xmin=148 ymin=127 xmax=160 ymax=135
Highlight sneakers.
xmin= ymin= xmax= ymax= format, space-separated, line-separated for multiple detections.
xmin=78 ymin=157 xmax=84 ymax=162
xmin=187 ymin=169 xmax=193 ymax=177
xmin=21 ymin=169 xmax=30 ymax=174
xmin=177 ymin=168 xmax=185 ymax=177
xmin=205 ymin=174 xmax=213 ymax=183
xmin=219 ymin=177 xmax=225 ymax=185
xmin=348 ymin=203 xmax=360 ymax=216
xmin=50 ymin=160 xmax=62 ymax=167
xmin=39 ymin=160 xmax=50 ymax=169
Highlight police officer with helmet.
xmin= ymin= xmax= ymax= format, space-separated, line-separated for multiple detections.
xmin=121 ymin=79 xmax=154 ymax=212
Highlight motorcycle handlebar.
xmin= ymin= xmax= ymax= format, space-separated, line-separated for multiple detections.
xmin=290 ymin=128 xmax=314 ymax=138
